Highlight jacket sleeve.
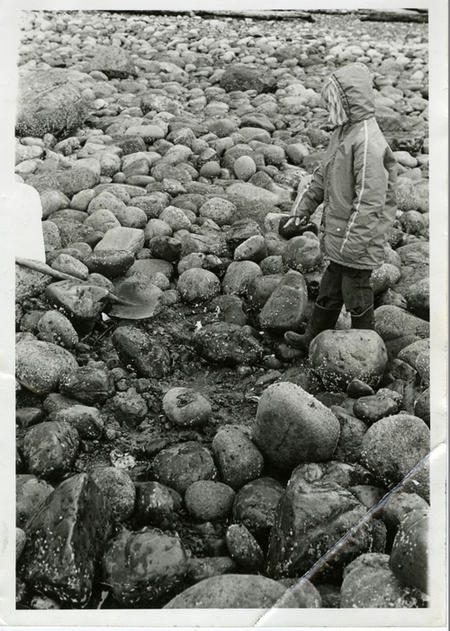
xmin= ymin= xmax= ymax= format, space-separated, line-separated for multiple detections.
xmin=339 ymin=128 xmax=392 ymax=260
xmin=292 ymin=163 xmax=325 ymax=218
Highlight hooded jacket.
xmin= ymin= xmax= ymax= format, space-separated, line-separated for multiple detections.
xmin=294 ymin=63 xmax=398 ymax=270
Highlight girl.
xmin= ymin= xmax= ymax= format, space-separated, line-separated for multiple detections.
xmin=284 ymin=62 xmax=398 ymax=351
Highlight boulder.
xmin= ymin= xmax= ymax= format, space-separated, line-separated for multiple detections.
xmin=162 ymin=387 xmax=212 ymax=428
xmin=220 ymin=64 xmax=266 ymax=93
xmin=389 ymin=509 xmax=429 ymax=594
xmin=232 ymin=477 xmax=284 ymax=544
xmin=16 ymin=339 xmax=78 ymax=395
xmin=309 ymin=329 xmax=388 ymax=391
xmin=375 ymin=305 xmax=430 ymax=359
xmin=282 ymin=233 xmax=323 ymax=271
xmin=177 ymin=268 xmax=221 ymax=303
xmin=46 ymin=405 xmax=104 ymax=439
xmin=152 ymin=441 xmax=217 ymax=495
xmin=404 ymin=278 xmax=430 ymax=320
xmin=222 ymin=260 xmax=263 ymax=296
xmin=253 ymin=382 xmax=341 ymax=469
xmin=185 ymin=481 xmax=235 ymax=522
xmin=341 ymin=553 xmax=426 ymax=607
xmin=20 ymin=474 xmax=113 ymax=607
xmin=266 ymin=471 xmax=374 ymax=579
xmin=353 ymin=389 xmax=403 ymax=425
xmin=90 ymin=46 xmax=137 ymax=78
xmin=16 ymin=475 xmax=54 ymax=528
xmin=259 ymin=270 xmax=308 ymax=333
xmin=112 ymin=326 xmax=171 ymax=379
xmin=60 ymin=363 xmax=115 ymax=405
xmin=164 ymin=574 xmax=295 ymax=608
xmin=45 ymin=281 xmax=110 ymax=326
xmin=360 ymin=414 xmax=430 ymax=500
xmin=22 ymin=421 xmax=80 ymax=479
xmin=94 ymin=226 xmax=145 ymax=254
xmin=192 ymin=322 xmax=263 ymax=366
xmin=90 ymin=467 xmax=136 ymax=522
xmin=135 ymin=481 xmax=178 ymax=530
xmin=234 ymin=235 xmax=267 ymax=263
xmin=225 ymin=524 xmax=264 ymax=571
xmin=102 ymin=528 xmax=187 ymax=607
xmin=186 ymin=557 xmax=236 ymax=584
xmin=211 ymin=426 xmax=264 ymax=490
xmin=16 ymin=69 xmax=89 ymax=138
xmin=37 ymin=310 xmax=79 ymax=349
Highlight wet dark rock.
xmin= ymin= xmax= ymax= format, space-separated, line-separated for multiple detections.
xmin=84 ymin=250 xmax=135 ymax=278
xmin=353 ymin=389 xmax=403 ymax=425
xmin=341 ymin=553 xmax=426 ymax=608
xmin=220 ymin=64 xmax=266 ymax=93
xmin=259 ymin=270 xmax=308 ymax=333
xmin=253 ymin=382 xmax=341 ymax=469
xmin=60 ymin=362 xmax=115 ymax=405
xmin=162 ymin=387 xmax=212 ymax=428
xmin=389 ymin=509 xmax=429 ymax=594
xmin=177 ymin=268 xmax=221 ymax=303
xmin=105 ymin=388 xmax=148 ymax=428
xmin=46 ymin=404 xmax=104 ymax=439
xmin=112 ymin=326 xmax=171 ymax=379
xmin=346 ymin=379 xmax=375 ymax=399
xmin=192 ymin=322 xmax=263 ymax=366
xmin=232 ymin=477 xmax=284 ymax=544
xmin=414 ymin=388 xmax=430 ymax=426
xmin=90 ymin=466 xmax=136 ymax=522
xmin=266 ymin=472 xmax=374 ymax=580
xmin=274 ymin=578 xmax=322 ymax=609
xmin=16 ymin=69 xmax=89 ymax=138
xmin=16 ymin=264 xmax=52 ymax=302
xmin=152 ymin=441 xmax=217 ymax=495
xmin=16 ymin=475 xmax=54 ymax=528
xmin=20 ymin=473 xmax=113 ymax=607
xmin=404 ymin=277 xmax=429 ymax=320
xmin=16 ymin=407 xmax=46 ymax=429
xmin=102 ymin=528 xmax=187 ymax=607
xmin=282 ymin=233 xmax=323 ymax=272
xmin=16 ymin=339 xmax=78 ymax=395
xmin=45 ymin=281 xmax=110 ymax=326
xmin=186 ymin=556 xmax=236 ymax=584
xmin=211 ymin=426 xmax=264 ymax=490
xmin=185 ymin=480 xmax=235 ymax=522
xmin=225 ymin=524 xmax=264 ymax=572
xmin=22 ymin=421 xmax=80 ymax=479
xmin=330 ymin=406 xmax=368 ymax=465
xmin=360 ymin=414 xmax=430 ymax=501
xmin=309 ymin=329 xmax=389 ymax=391
xmin=135 ymin=481 xmax=178 ymax=529
xmin=37 ymin=310 xmax=79 ymax=349
xmin=222 ymin=260 xmax=263 ymax=296
xmin=149 ymin=235 xmax=182 ymax=262
xmin=164 ymin=574 xmax=292 ymax=608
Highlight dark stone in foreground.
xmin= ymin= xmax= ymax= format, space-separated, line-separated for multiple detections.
xmin=20 ymin=473 xmax=113 ymax=607
xmin=102 ymin=528 xmax=187 ymax=607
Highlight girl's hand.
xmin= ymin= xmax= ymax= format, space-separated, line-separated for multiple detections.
xmin=283 ymin=213 xmax=309 ymax=229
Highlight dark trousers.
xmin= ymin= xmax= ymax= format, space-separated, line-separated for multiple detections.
xmin=316 ymin=261 xmax=373 ymax=316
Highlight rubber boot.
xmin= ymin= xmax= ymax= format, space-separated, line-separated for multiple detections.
xmin=284 ymin=303 xmax=341 ymax=351
xmin=351 ymin=305 xmax=375 ymax=330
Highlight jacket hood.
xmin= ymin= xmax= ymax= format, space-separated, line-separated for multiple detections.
xmin=329 ymin=63 xmax=375 ymax=123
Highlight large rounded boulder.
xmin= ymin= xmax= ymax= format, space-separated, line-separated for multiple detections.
xmin=252 ymin=382 xmax=341 ymax=469
xmin=360 ymin=414 xmax=430 ymax=501
xmin=164 ymin=573 xmax=298 ymax=608
xmin=309 ymin=329 xmax=388 ymax=391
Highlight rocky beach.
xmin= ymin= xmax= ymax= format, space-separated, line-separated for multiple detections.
xmin=13 ymin=9 xmax=432 ymax=611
